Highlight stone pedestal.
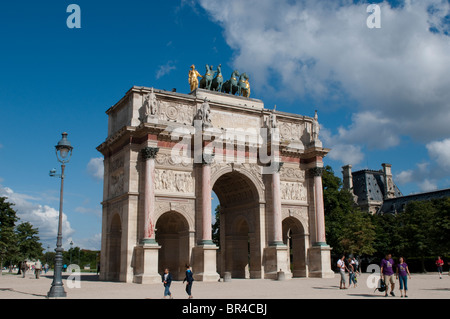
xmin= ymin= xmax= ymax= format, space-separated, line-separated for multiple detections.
xmin=264 ymin=245 xmax=292 ymax=280
xmin=133 ymin=243 xmax=161 ymax=284
xmin=193 ymin=244 xmax=220 ymax=282
xmin=307 ymin=245 xmax=335 ymax=278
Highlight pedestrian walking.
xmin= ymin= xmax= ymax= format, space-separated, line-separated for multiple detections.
xmin=161 ymin=268 xmax=173 ymax=299
xmin=380 ymin=253 xmax=396 ymax=297
xmin=34 ymin=260 xmax=42 ymax=279
xmin=44 ymin=263 xmax=49 ymax=274
xmin=436 ymin=256 xmax=444 ymax=279
xmin=396 ymin=257 xmax=411 ymax=298
xmin=20 ymin=260 xmax=27 ymax=278
xmin=337 ymin=255 xmax=348 ymax=289
xmin=183 ymin=264 xmax=194 ymax=299
xmin=348 ymin=258 xmax=357 ymax=288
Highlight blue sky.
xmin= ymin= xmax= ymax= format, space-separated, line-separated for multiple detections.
xmin=1 ymin=0 xmax=450 ymax=250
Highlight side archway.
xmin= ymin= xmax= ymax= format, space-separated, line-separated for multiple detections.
xmin=155 ymin=211 xmax=190 ymax=280
xmin=107 ymin=213 xmax=122 ymax=281
xmin=282 ymin=216 xmax=307 ymax=277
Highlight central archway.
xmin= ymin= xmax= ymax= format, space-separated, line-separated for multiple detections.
xmin=212 ymin=171 xmax=262 ymax=279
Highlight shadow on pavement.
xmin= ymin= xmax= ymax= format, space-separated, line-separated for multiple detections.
xmin=0 ymin=288 xmax=47 ymax=298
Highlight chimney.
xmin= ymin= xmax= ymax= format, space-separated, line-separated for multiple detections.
xmin=342 ymin=165 xmax=353 ymax=190
xmin=382 ymin=163 xmax=395 ymax=199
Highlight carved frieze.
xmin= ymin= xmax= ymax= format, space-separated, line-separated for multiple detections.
xmin=158 ymin=101 xmax=196 ymax=125
xmin=155 ymin=169 xmax=194 ymax=194
xmin=281 ymin=181 xmax=307 ymax=202
xmin=280 ymin=166 xmax=305 ymax=181
xmin=155 ymin=153 xmax=192 ymax=168
xmin=278 ymin=121 xmax=303 ymax=141
xmin=109 ymin=156 xmax=125 ymax=198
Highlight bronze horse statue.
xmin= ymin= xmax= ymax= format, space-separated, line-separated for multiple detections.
xmin=211 ymin=64 xmax=223 ymax=92
xmin=222 ymin=70 xmax=240 ymax=95
xmin=238 ymin=72 xmax=250 ymax=98
xmin=199 ymin=65 xmax=216 ymax=91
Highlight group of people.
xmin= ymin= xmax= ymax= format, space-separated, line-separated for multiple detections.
xmin=18 ymin=259 xmax=49 ymax=279
xmin=379 ymin=254 xmax=411 ymax=297
xmin=161 ymin=264 xmax=194 ymax=299
xmin=337 ymin=256 xmax=360 ymax=289
xmin=338 ymin=254 xmax=448 ymax=298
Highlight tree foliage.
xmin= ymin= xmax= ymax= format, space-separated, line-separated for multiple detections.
xmin=322 ymin=167 xmax=450 ymax=271
xmin=323 ymin=166 xmax=376 ymax=257
xmin=0 ymin=197 xmax=43 ymax=267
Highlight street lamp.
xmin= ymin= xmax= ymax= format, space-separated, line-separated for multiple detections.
xmin=47 ymin=132 xmax=73 ymax=298
xmin=70 ymin=241 xmax=73 ymax=264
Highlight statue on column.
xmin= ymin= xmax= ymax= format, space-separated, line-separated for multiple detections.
xmin=194 ymin=98 xmax=213 ymax=129
xmin=188 ymin=65 xmax=203 ymax=92
xmin=139 ymin=88 xmax=158 ymax=123
xmin=311 ymin=110 xmax=322 ymax=147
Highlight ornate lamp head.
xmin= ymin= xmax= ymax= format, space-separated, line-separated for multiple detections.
xmin=55 ymin=132 xmax=73 ymax=164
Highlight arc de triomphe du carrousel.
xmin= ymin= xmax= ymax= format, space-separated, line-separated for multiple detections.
xmin=96 ymin=65 xmax=334 ymax=283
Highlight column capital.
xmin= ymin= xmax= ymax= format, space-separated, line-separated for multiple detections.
xmin=202 ymin=153 xmax=215 ymax=165
xmin=141 ymin=147 xmax=159 ymax=160
xmin=309 ymin=167 xmax=325 ymax=177
xmin=275 ymin=161 xmax=284 ymax=173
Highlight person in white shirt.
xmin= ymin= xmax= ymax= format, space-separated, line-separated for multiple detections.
xmin=337 ymin=255 xmax=348 ymax=289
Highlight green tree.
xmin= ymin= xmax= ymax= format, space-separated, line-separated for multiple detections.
xmin=398 ymin=200 xmax=438 ymax=272
xmin=0 ymin=197 xmax=19 ymax=269
xmin=16 ymin=222 xmax=43 ymax=261
xmin=212 ymin=205 xmax=220 ymax=247
xmin=323 ymin=166 xmax=376 ymax=257
xmin=431 ymin=198 xmax=450 ymax=256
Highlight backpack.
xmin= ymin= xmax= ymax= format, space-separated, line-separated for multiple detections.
xmin=374 ymin=279 xmax=386 ymax=293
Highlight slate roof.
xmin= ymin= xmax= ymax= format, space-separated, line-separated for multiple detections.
xmin=378 ymin=188 xmax=450 ymax=214
xmin=352 ymin=169 xmax=402 ymax=203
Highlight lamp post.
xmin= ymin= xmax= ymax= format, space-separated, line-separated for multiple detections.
xmin=70 ymin=241 xmax=73 ymax=265
xmin=47 ymin=132 xmax=73 ymax=298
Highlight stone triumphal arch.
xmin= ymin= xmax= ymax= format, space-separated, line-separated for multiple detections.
xmin=97 ymin=86 xmax=334 ymax=283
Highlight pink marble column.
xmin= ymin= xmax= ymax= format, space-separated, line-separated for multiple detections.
xmin=311 ymin=167 xmax=327 ymax=246
xmin=201 ymin=154 xmax=214 ymax=245
xmin=271 ymin=162 xmax=284 ymax=245
xmin=141 ymin=147 xmax=159 ymax=244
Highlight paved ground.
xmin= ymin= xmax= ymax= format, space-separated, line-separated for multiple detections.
xmin=0 ymin=270 xmax=449 ymax=299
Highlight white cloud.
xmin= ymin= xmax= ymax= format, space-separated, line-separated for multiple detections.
xmin=395 ymin=138 xmax=450 ymax=192
xmin=419 ymin=179 xmax=438 ymax=192
xmin=87 ymin=157 xmax=104 ymax=181
xmin=0 ymin=185 xmax=75 ymax=243
xmin=77 ymin=233 xmax=101 ymax=251
xmin=426 ymin=138 xmax=450 ymax=171
xmin=327 ymin=143 xmax=365 ymax=166
xmin=156 ymin=60 xmax=177 ymax=79
xmin=199 ymin=0 xmax=450 ymax=147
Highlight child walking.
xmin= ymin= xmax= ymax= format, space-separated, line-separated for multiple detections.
xmin=161 ymin=268 xmax=173 ymax=299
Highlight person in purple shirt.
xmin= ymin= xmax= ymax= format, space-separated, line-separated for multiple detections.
xmin=396 ymin=257 xmax=411 ymax=298
xmin=380 ymin=253 xmax=396 ymax=297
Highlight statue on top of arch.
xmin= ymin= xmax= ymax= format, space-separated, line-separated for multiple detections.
xmin=188 ymin=64 xmax=252 ymax=98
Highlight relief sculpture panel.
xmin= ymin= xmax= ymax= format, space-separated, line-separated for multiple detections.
xmin=155 ymin=169 xmax=194 ymax=194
